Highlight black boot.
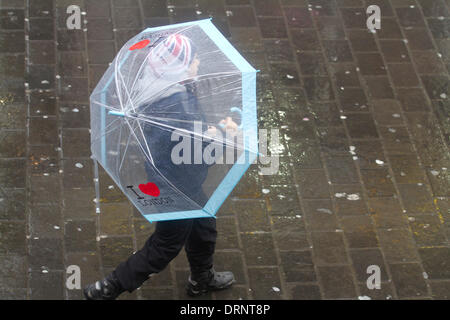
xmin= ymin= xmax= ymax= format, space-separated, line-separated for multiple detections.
xmin=83 ymin=272 xmax=125 ymax=300
xmin=186 ymin=267 xmax=235 ymax=297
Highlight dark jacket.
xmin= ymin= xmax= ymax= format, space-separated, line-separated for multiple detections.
xmin=142 ymin=85 xmax=210 ymax=200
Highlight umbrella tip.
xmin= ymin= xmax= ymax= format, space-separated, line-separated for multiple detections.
xmin=256 ymin=69 xmax=261 ymax=73
xmin=108 ymin=110 xmax=125 ymax=117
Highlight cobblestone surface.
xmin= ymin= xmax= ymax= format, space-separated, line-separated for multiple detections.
xmin=0 ymin=0 xmax=449 ymax=300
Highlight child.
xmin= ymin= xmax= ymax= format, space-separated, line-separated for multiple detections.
xmin=84 ymin=34 xmax=237 ymax=300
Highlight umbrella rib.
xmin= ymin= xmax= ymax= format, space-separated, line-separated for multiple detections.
xmin=122 ymin=118 xmax=155 ymax=175
xmin=114 ymin=70 xmax=155 ymax=163
xmin=95 ymin=74 xmax=248 ymax=151
xmin=126 ymin=42 xmax=160 ymax=108
xmin=117 ymin=122 xmax=135 ymax=173
xmin=138 ymin=85 xmax=243 ymax=118
xmin=92 ymin=94 xmax=243 ymax=150
xmin=120 ymin=113 xmax=244 ymax=150
xmin=124 ymin=24 xmax=198 ymax=111
xmin=122 ymin=117 xmax=201 ymax=209
xmin=131 ymin=71 xmax=240 ymax=111
xmin=117 ymin=64 xmax=137 ymax=113
xmin=136 ymin=73 xmax=242 ymax=115
xmin=115 ymin=115 xmax=125 ymax=174
xmin=90 ymin=117 xmax=122 ymax=146
xmin=90 ymin=99 xmax=121 ymax=112
xmin=125 ymin=50 xmax=139 ymax=90
xmin=114 ymin=53 xmax=126 ymax=114
xmin=134 ymin=116 xmax=155 ymax=167
xmin=127 ymin=116 xmax=248 ymax=151
xmin=203 ymin=77 xmax=243 ymax=93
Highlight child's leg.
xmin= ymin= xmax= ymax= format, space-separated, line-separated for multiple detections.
xmin=113 ymin=218 xmax=193 ymax=292
xmin=184 ymin=217 xmax=217 ymax=276
xmin=184 ymin=216 xmax=235 ymax=297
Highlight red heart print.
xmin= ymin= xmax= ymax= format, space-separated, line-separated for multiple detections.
xmin=138 ymin=182 xmax=160 ymax=197
xmin=129 ymin=39 xmax=150 ymax=51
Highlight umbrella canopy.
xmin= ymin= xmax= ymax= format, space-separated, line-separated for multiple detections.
xmin=90 ymin=19 xmax=258 ymax=222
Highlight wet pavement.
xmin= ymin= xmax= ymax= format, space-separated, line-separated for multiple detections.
xmin=0 ymin=0 xmax=449 ymax=300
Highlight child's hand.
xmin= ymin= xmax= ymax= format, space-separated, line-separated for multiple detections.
xmin=205 ymin=125 xmax=218 ymax=138
xmin=219 ymin=117 xmax=239 ymax=137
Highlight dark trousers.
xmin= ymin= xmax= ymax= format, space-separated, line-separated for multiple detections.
xmin=115 ymin=162 xmax=216 ymax=292
xmin=114 ymin=217 xmax=217 ymax=292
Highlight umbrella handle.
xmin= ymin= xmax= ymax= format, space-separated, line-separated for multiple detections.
xmin=219 ymin=107 xmax=243 ymax=130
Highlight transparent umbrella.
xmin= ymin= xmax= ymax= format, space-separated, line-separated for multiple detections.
xmin=90 ymin=19 xmax=258 ymax=223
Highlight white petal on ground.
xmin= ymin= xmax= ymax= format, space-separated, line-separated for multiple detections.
xmin=317 ymin=208 xmax=333 ymax=214
xmin=346 ymin=194 xmax=360 ymax=201
xmin=430 ymin=170 xmax=439 ymax=176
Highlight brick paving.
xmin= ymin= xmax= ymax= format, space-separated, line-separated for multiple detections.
xmin=0 ymin=0 xmax=449 ymax=300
